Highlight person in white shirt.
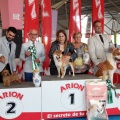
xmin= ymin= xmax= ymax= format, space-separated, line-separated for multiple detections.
xmin=0 ymin=27 xmax=17 ymax=83
xmin=88 ymin=20 xmax=115 ymax=75
xmin=20 ymin=29 xmax=46 ymax=81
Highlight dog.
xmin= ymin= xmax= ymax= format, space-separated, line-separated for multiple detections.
xmin=95 ymin=60 xmax=114 ymax=77
xmin=88 ymin=99 xmax=107 ymax=119
xmin=95 ymin=48 xmax=120 ymax=87
xmin=53 ymin=50 xmax=75 ymax=78
xmin=1 ymin=69 xmax=21 ymax=87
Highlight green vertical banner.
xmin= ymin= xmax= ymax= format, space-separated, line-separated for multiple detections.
xmin=114 ymin=32 xmax=117 ymax=47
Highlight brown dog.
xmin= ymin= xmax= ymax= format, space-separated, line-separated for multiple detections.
xmin=53 ymin=50 xmax=75 ymax=78
xmin=95 ymin=48 xmax=120 ymax=87
xmin=95 ymin=60 xmax=114 ymax=77
xmin=1 ymin=70 xmax=21 ymax=87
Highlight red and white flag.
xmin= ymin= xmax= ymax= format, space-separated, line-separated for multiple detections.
xmin=24 ymin=0 xmax=39 ymax=43
xmin=69 ymin=0 xmax=81 ymax=42
xmin=92 ymin=0 xmax=104 ymax=34
xmin=41 ymin=0 xmax=52 ymax=72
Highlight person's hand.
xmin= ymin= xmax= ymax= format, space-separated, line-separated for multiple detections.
xmin=97 ymin=62 xmax=103 ymax=68
xmin=12 ymin=71 xmax=16 ymax=75
xmin=0 ymin=56 xmax=5 ymax=64
xmin=110 ymin=47 xmax=115 ymax=52
xmin=63 ymin=55 xmax=70 ymax=64
xmin=25 ymin=51 xmax=31 ymax=57
xmin=34 ymin=58 xmax=40 ymax=63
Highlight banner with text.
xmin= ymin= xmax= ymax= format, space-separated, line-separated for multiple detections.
xmin=92 ymin=0 xmax=104 ymax=34
xmin=41 ymin=0 xmax=52 ymax=71
xmin=0 ymin=0 xmax=23 ymax=29
xmin=69 ymin=0 xmax=81 ymax=42
xmin=24 ymin=0 xmax=39 ymax=42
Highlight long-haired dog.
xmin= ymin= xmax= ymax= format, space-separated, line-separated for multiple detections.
xmin=1 ymin=69 xmax=21 ymax=87
xmin=95 ymin=48 xmax=120 ymax=87
xmin=53 ymin=50 xmax=75 ymax=78
xmin=88 ymin=99 xmax=107 ymax=119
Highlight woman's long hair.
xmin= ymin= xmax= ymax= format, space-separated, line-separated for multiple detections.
xmin=56 ymin=29 xmax=69 ymax=49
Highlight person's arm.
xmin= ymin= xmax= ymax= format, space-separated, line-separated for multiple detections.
xmin=20 ymin=44 xmax=27 ymax=61
xmin=48 ymin=41 xmax=57 ymax=59
xmin=88 ymin=37 xmax=101 ymax=66
xmin=38 ymin=44 xmax=46 ymax=63
xmin=69 ymin=43 xmax=77 ymax=61
xmin=11 ymin=44 xmax=16 ymax=72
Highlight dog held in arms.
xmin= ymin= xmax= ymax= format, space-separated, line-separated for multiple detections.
xmin=95 ymin=48 xmax=120 ymax=87
xmin=53 ymin=50 xmax=75 ymax=78
xmin=1 ymin=69 xmax=21 ymax=87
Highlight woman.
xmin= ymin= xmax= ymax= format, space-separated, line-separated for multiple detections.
xmin=49 ymin=29 xmax=77 ymax=75
xmin=73 ymin=32 xmax=90 ymax=74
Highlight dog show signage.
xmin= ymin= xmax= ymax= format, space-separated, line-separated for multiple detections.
xmin=41 ymin=78 xmax=92 ymax=119
xmin=0 ymin=87 xmax=41 ymax=120
xmin=0 ymin=75 xmax=120 ymax=119
xmin=41 ymin=75 xmax=120 ymax=119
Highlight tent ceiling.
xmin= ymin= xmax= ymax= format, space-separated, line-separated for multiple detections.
xmin=51 ymin=0 xmax=120 ymax=20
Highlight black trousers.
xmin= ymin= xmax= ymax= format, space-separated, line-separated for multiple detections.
xmin=0 ymin=64 xmax=11 ymax=83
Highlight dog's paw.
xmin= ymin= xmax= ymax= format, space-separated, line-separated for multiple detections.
xmin=61 ymin=76 xmax=64 ymax=78
xmin=72 ymin=74 xmax=75 ymax=77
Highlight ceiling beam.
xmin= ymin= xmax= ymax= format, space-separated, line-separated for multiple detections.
xmin=52 ymin=0 xmax=69 ymax=10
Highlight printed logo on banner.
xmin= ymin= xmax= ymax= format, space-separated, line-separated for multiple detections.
xmin=0 ymin=91 xmax=24 ymax=119
xmin=95 ymin=0 xmax=103 ymax=19
xmin=60 ymin=83 xmax=85 ymax=110
xmin=31 ymin=3 xmax=37 ymax=19
xmin=29 ymin=0 xmax=34 ymax=5
xmin=41 ymin=0 xmax=49 ymax=17
xmin=73 ymin=0 xmax=80 ymax=30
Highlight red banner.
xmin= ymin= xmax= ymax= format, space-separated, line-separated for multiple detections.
xmin=24 ymin=0 xmax=39 ymax=42
xmin=69 ymin=0 xmax=81 ymax=42
xmin=92 ymin=0 xmax=104 ymax=34
xmin=41 ymin=0 xmax=52 ymax=71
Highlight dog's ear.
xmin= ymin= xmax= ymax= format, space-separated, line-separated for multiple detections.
xmin=104 ymin=60 xmax=114 ymax=70
xmin=1 ymin=71 xmax=4 ymax=76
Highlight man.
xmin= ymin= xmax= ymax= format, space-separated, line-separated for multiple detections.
xmin=88 ymin=20 xmax=115 ymax=74
xmin=0 ymin=27 xmax=17 ymax=83
xmin=20 ymin=29 xmax=46 ymax=81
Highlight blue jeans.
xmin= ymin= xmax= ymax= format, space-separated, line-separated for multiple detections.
xmin=24 ymin=72 xmax=33 ymax=82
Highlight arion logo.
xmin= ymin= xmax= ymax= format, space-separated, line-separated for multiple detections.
xmin=0 ymin=91 xmax=24 ymax=119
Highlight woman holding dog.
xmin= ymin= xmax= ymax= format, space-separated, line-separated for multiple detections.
xmin=72 ymin=32 xmax=90 ymax=74
xmin=49 ymin=29 xmax=77 ymax=75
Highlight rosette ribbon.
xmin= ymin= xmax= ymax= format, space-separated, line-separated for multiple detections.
xmin=28 ymin=46 xmax=39 ymax=70
xmin=106 ymin=79 xmax=117 ymax=104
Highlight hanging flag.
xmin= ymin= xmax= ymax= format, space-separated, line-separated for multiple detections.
xmin=52 ymin=10 xmax=58 ymax=41
xmin=69 ymin=0 xmax=81 ymax=42
xmin=24 ymin=0 xmax=39 ymax=42
xmin=92 ymin=0 xmax=104 ymax=34
xmin=85 ymin=16 xmax=92 ymax=38
xmin=41 ymin=0 xmax=52 ymax=72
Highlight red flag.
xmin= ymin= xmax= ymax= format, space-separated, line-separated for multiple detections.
xmin=69 ymin=0 xmax=81 ymax=42
xmin=24 ymin=0 xmax=39 ymax=42
xmin=92 ymin=0 xmax=104 ymax=34
xmin=41 ymin=0 xmax=52 ymax=71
